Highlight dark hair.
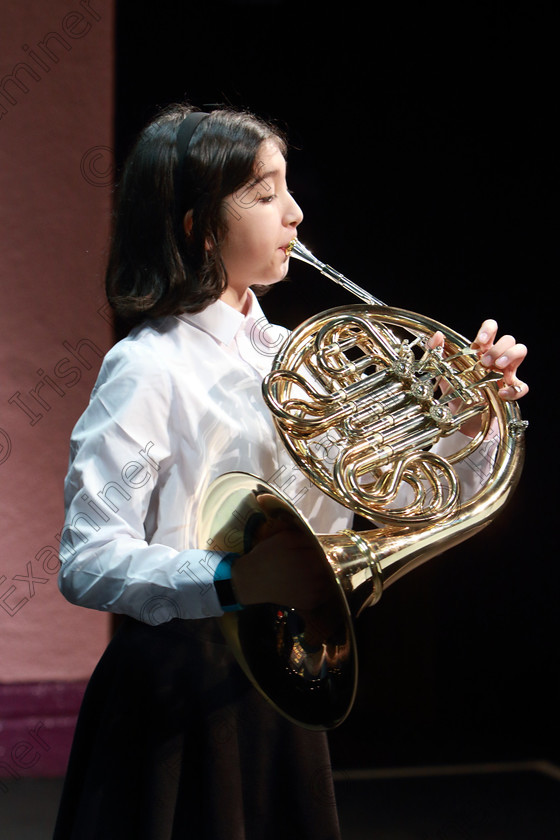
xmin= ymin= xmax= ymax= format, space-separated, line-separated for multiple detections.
xmin=105 ymin=104 xmax=287 ymax=325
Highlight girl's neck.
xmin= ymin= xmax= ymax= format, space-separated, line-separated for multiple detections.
xmin=220 ymin=285 xmax=252 ymax=316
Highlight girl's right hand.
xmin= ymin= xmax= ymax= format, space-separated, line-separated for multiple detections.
xmin=231 ymin=527 xmax=335 ymax=611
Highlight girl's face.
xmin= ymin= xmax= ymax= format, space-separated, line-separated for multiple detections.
xmin=219 ymin=140 xmax=303 ymax=312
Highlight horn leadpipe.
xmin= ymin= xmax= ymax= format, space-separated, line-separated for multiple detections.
xmin=287 ymin=239 xmax=386 ymax=307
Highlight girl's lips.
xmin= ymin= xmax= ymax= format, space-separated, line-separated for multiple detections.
xmin=280 ymin=239 xmax=297 ymax=255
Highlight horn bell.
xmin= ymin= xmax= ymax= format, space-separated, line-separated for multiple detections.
xmin=198 ymin=471 xmax=357 ymax=731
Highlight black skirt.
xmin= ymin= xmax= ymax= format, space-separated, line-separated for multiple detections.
xmin=52 ymin=616 xmax=342 ymax=840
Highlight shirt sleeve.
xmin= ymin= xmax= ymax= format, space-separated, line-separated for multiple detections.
xmin=58 ymin=342 xmax=226 ymax=624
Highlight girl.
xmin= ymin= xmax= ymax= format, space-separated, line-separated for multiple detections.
xmin=53 ymin=104 xmax=528 ymax=840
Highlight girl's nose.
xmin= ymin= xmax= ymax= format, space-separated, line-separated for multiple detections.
xmin=285 ymin=193 xmax=304 ymax=227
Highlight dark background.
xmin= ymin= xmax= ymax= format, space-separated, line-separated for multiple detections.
xmin=114 ymin=1 xmax=556 ymax=769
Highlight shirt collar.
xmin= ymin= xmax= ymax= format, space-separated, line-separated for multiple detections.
xmin=177 ymin=289 xmax=267 ymax=347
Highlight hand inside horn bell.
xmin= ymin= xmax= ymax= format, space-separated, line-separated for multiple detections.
xmin=231 ymin=497 xmax=336 ymax=612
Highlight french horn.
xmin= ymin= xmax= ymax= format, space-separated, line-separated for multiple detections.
xmin=198 ymin=240 xmax=528 ymax=730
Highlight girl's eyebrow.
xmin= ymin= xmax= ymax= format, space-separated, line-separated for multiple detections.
xmin=251 ymin=154 xmax=287 ymax=188
xmin=252 ymin=168 xmax=279 ymax=186
xmin=245 ymin=169 xmax=278 ymax=193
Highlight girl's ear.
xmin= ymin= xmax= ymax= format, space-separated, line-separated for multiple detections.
xmin=184 ymin=208 xmax=213 ymax=251
xmin=183 ymin=210 xmax=194 ymax=238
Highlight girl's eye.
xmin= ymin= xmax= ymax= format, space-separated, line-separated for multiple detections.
xmin=259 ymin=195 xmax=276 ymax=204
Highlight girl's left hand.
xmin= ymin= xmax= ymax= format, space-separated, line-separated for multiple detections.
xmin=429 ymin=318 xmax=529 ymax=400
xmin=469 ymin=319 xmax=528 ymax=400
xmin=428 ymin=318 xmax=528 ymax=438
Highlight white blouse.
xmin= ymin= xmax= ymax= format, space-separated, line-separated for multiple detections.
xmin=58 ymin=292 xmax=353 ymax=624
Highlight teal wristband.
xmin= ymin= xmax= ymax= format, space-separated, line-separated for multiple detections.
xmin=214 ymin=552 xmax=243 ymax=612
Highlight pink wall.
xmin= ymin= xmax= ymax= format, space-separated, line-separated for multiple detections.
xmin=0 ymin=0 xmax=114 ymax=684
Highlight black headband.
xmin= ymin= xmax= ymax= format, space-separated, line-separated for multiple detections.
xmin=176 ymin=111 xmax=209 ymax=161
xmin=175 ymin=111 xmax=209 ymax=215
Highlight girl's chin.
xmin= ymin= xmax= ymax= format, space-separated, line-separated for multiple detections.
xmin=254 ymin=269 xmax=290 ymax=288
xmin=234 ymin=259 xmax=291 ymax=291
